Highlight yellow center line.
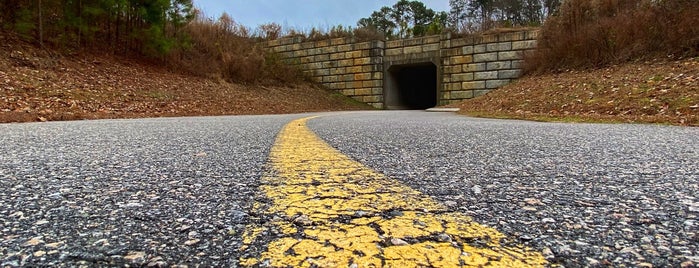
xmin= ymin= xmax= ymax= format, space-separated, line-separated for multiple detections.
xmin=240 ymin=116 xmax=546 ymax=267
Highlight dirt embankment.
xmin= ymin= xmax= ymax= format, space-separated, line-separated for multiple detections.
xmin=0 ymin=36 xmax=370 ymax=124
xmin=452 ymin=58 xmax=699 ymax=126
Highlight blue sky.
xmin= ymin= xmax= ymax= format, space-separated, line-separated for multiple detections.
xmin=193 ymin=0 xmax=451 ymax=30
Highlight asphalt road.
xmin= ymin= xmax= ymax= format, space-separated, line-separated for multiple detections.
xmin=1 ymin=111 xmax=697 ymax=267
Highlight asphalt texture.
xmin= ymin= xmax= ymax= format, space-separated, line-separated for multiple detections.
xmin=0 ymin=114 xmax=305 ymax=267
xmin=308 ymin=111 xmax=699 ymax=267
xmin=0 ymin=111 xmax=697 ymax=267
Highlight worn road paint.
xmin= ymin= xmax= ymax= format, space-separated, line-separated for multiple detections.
xmin=240 ymin=117 xmax=546 ymax=267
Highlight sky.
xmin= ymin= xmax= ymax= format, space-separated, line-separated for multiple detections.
xmin=192 ymin=0 xmax=451 ymax=31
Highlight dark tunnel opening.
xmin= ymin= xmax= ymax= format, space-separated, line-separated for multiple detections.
xmin=386 ymin=62 xmax=437 ymax=110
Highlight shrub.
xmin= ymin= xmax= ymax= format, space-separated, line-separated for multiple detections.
xmin=525 ymin=0 xmax=699 ymax=73
xmin=168 ymin=14 xmax=303 ymax=84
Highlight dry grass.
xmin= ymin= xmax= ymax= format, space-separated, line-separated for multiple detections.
xmin=0 ymin=32 xmax=371 ymax=124
xmin=525 ymin=0 xmax=699 ymax=72
xmin=451 ymin=58 xmax=699 ymax=126
xmin=166 ymin=15 xmax=303 ymax=84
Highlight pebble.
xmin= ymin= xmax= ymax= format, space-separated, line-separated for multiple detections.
xmin=444 ymin=201 xmax=458 ymax=207
xmin=390 ymin=238 xmax=409 ymax=246
xmin=184 ymin=239 xmax=200 ymax=246
xmin=124 ymin=251 xmax=146 ymax=264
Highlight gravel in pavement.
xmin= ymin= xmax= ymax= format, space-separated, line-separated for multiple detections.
xmin=0 ymin=115 xmax=301 ymax=267
xmin=308 ymin=111 xmax=699 ymax=267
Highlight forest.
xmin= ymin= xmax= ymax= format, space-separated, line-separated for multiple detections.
xmin=2 ymin=0 xmax=697 ymax=81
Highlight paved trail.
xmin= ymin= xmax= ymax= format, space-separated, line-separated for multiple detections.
xmin=1 ymin=111 xmax=697 ymax=267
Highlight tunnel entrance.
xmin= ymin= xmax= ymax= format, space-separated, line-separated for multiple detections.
xmin=385 ymin=62 xmax=438 ymax=110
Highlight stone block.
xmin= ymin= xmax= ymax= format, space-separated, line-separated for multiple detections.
xmin=474 ymin=89 xmax=491 ymax=97
xmin=363 ymin=80 xmax=381 ymax=88
xmin=463 ymin=63 xmax=486 ymax=72
xmin=423 ymin=43 xmax=440 ymax=52
xmin=372 ymin=72 xmax=383 ymax=80
xmin=385 ymin=40 xmax=403 ymax=48
xmin=452 ymin=73 xmax=474 ymax=82
xmin=321 ymin=46 xmax=338 ymax=54
xmin=487 ymin=61 xmax=512 ymax=70
xmin=314 ymin=54 xmax=329 ymax=62
xmin=386 ymin=48 xmax=403 ymax=56
xmin=338 ymin=59 xmax=354 ymax=67
xmin=300 ymin=56 xmax=314 ymax=64
xmin=330 ymin=52 xmax=345 ymax=60
xmin=365 ymin=65 xmax=381 ymax=72
xmin=355 ymin=42 xmax=372 ymax=50
xmin=293 ymin=50 xmax=308 ymax=57
xmin=440 ymin=39 xmax=451 ymax=49
xmin=425 ymin=35 xmax=441 ymax=44
xmin=498 ymin=69 xmax=522 ymax=79
xmin=512 ymin=40 xmax=537 ymax=50
xmin=486 ymin=79 xmax=511 ymax=89
xmin=354 ymin=73 xmax=371 ymax=81
xmin=322 ymin=76 xmax=338 ymax=83
xmin=487 ymin=42 xmax=512 ymax=52
xmin=308 ymin=62 xmax=323 ymax=69
xmin=280 ymin=38 xmax=296 ymax=46
xmin=347 ymin=66 xmax=363 ymax=73
xmin=462 ymin=45 xmax=474 ymax=54
xmin=341 ymin=89 xmax=354 ymax=96
xmin=322 ymin=61 xmax=334 ymax=68
xmin=498 ymin=31 xmax=525 ymax=42
xmin=371 ymin=40 xmax=385 ymax=49
xmin=442 ymin=48 xmax=462 ymax=57
xmin=525 ymin=30 xmax=540 ymax=40
xmin=451 ymin=55 xmax=473 ymax=65
xmin=337 ymin=44 xmax=353 ymax=52
xmin=328 ymin=82 xmax=343 ymax=90
xmin=363 ymin=95 xmax=382 ymax=103
xmin=474 ymin=44 xmax=487 ymax=53
xmin=453 ymin=37 xmax=476 ymax=48
xmin=302 ymin=42 xmax=315 ymax=49
xmin=451 ymin=90 xmax=474 ymax=99
xmin=345 ymin=51 xmax=363 ymax=58
xmin=498 ymin=51 xmax=522 ymax=60
xmin=404 ymin=46 xmax=423 ymax=54
xmin=481 ymin=34 xmax=498 ymax=43
xmin=342 ymin=74 xmax=354 ymax=82
xmin=355 ymin=88 xmax=372 ymax=95
xmin=474 ymin=52 xmax=498 ymax=62
xmin=372 ymin=87 xmax=383 ymax=95
xmin=474 ymin=71 xmax=498 ymax=80
xmin=330 ymin=67 xmax=346 ymax=75
xmin=314 ymin=69 xmax=330 ymax=76
xmin=462 ymin=81 xmax=485 ymax=90
xmin=316 ymin=40 xmax=330 ymax=47
xmin=444 ymin=65 xmax=462 ymax=74
xmin=440 ymin=91 xmax=451 ymax=100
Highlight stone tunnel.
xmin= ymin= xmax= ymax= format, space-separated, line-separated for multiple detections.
xmin=262 ymin=30 xmax=539 ymax=109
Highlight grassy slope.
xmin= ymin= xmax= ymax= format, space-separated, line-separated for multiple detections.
xmin=450 ymin=58 xmax=699 ymax=126
xmin=0 ymin=36 xmax=371 ymax=124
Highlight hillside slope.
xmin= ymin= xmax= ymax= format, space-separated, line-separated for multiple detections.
xmin=451 ymin=58 xmax=698 ymax=126
xmin=0 ymin=36 xmax=370 ymax=124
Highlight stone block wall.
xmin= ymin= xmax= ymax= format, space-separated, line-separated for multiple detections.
xmin=439 ymin=31 xmax=539 ymax=104
xmin=263 ymin=37 xmax=385 ymax=108
xmin=262 ymin=30 xmax=539 ymax=109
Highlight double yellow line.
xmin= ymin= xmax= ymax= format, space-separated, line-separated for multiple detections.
xmin=240 ymin=117 xmax=546 ymax=267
